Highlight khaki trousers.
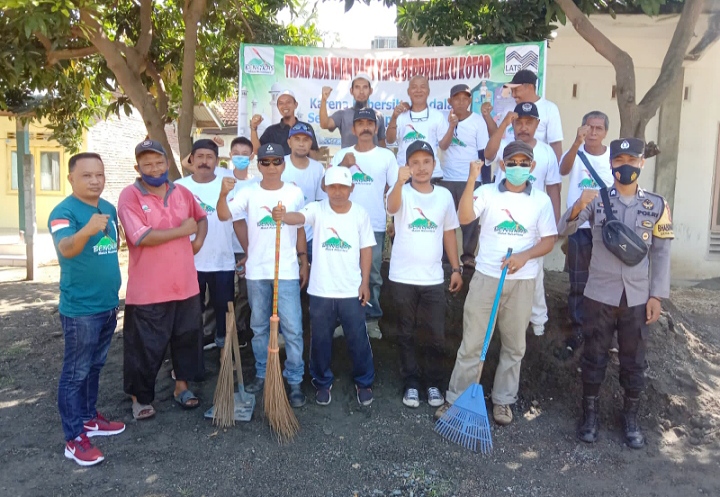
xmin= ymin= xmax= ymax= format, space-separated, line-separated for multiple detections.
xmin=446 ymin=271 xmax=534 ymax=406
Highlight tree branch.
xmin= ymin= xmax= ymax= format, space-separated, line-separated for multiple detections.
xmin=639 ymin=0 xmax=706 ymax=114
xmin=237 ymin=8 xmax=255 ymax=40
xmin=135 ymin=0 xmax=154 ymax=57
xmin=145 ymin=61 xmax=169 ymax=120
xmin=34 ymin=32 xmax=99 ymax=65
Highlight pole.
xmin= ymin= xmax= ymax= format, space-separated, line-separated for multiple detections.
xmin=15 ymin=118 xmax=36 ymax=280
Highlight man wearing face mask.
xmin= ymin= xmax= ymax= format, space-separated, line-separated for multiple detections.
xmin=320 ymin=73 xmax=387 ymax=148
xmin=558 ymin=138 xmax=673 ymax=449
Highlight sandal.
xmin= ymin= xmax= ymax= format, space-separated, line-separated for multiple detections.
xmin=132 ymin=401 xmax=156 ymax=420
xmin=174 ymin=390 xmax=199 ymax=409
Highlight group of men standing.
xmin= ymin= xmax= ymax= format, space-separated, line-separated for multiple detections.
xmin=49 ymin=68 xmax=672 ymax=467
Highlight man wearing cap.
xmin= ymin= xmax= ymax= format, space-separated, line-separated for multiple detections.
xmin=387 ymin=140 xmax=463 ymax=409
xmin=558 ymin=111 xmax=614 ymax=357
xmin=217 ymin=143 xmax=308 ymax=408
xmin=175 ymin=139 xmax=236 ymax=352
xmin=486 ymin=101 xmax=562 ymax=337
xmin=118 ymin=140 xmax=208 ymax=419
xmin=386 ymin=75 xmax=448 ymax=180
xmin=558 ymin=137 xmax=673 ymax=449
xmin=250 ymin=90 xmax=320 ymax=158
xmin=319 ymin=72 xmax=387 ymax=148
xmin=330 ymin=108 xmax=399 ymax=339
xmin=436 ymin=140 xmax=557 ymax=426
xmin=271 ymin=166 xmax=376 ymax=406
xmin=283 ymin=123 xmax=327 ymax=261
xmin=503 ymin=70 xmax=564 ymax=161
xmin=438 ymin=84 xmax=498 ymax=267
xmin=49 ymin=152 xmax=124 ymax=466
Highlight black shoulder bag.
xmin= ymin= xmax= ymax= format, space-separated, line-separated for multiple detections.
xmin=577 ymin=151 xmax=648 ymax=267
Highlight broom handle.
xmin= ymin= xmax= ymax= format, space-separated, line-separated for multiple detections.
xmin=272 ymin=201 xmax=282 ymax=318
xmin=478 ymin=247 xmax=513 ymax=366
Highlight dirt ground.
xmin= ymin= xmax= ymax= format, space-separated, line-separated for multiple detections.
xmin=1 ymin=257 xmax=720 ymax=497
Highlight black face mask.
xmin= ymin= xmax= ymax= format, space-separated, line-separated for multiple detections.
xmin=613 ymin=164 xmax=641 ymax=185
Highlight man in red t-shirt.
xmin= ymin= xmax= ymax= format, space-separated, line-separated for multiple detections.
xmin=118 ymin=140 xmax=208 ymax=420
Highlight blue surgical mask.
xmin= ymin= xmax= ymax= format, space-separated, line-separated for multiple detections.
xmin=231 ymin=155 xmax=250 ymax=170
xmin=505 ymin=166 xmax=531 ymax=186
xmin=141 ymin=170 xmax=169 ymax=187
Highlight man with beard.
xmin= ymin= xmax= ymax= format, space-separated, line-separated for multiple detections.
xmin=319 ymin=72 xmax=387 ymax=148
xmin=250 ymin=89 xmax=320 ymax=159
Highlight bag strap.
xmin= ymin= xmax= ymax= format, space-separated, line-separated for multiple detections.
xmin=577 ymin=150 xmax=616 ymax=222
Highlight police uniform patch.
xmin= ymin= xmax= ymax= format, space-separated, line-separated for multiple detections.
xmin=642 ymin=220 xmax=652 ymax=228
xmin=653 ymin=202 xmax=674 ymax=239
xmin=642 ymin=232 xmax=649 ymax=241
xmin=642 ymin=199 xmax=654 ymax=210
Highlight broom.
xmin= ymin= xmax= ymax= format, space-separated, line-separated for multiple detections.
xmin=212 ymin=304 xmax=237 ymax=427
xmin=435 ymin=247 xmax=513 ymax=453
xmin=264 ymin=201 xmax=299 ymax=442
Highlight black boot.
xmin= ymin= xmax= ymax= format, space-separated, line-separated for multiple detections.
xmin=622 ymin=396 xmax=645 ymax=449
xmin=577 ymin=396 xmax=599 ymax=443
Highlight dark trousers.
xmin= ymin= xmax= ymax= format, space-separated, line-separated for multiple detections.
xmin=309 ymin=295 xmax=375 ymax=389
xmin=392 ymin=281 xmax=446 ymax=391
xmin=567 ymin=228 xmax=593 ymax=336
xmin=581 ymin=294 xmax=648 ymax=393
xmin=123 ymin=295 xmax=203 ymax=404
xmin=58 ymin=309 xmax=117 ymax=441
xmin=440 ymin=180 xmax=481 ymax=259
xmin=198 ymin=270 xmax=235 ymax=347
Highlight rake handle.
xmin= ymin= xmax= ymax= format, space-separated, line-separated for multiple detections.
xmin=272 ymin=201 xmax=282 ymax=318
xmin=477 ymin=247 xmax=513 ymax=376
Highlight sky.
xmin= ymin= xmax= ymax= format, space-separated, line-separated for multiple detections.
xmin=279 ymin=1 xmax=398 ymax=49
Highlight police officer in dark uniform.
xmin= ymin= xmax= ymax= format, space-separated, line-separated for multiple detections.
xmin=558 ymin=137 xmax=673 ymax=449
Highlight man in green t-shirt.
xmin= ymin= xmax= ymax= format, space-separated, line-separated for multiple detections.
xmin=48 ymin=153 xmax=125 ymax=467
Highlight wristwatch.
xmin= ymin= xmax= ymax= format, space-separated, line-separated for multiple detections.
xmin=451 ymin=267 xmax=463 ymax=274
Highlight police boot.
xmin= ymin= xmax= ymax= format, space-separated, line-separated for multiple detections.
xmin=577 ymin=396 xmax=599 ymax=443
xmin=622 ymin=396 xmax=645 ymax=449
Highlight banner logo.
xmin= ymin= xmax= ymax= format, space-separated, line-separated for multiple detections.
xmin=244 ymin=46 xmax=274 ymax=75
xmin=504 ymin=45 xmax=539 ymax=75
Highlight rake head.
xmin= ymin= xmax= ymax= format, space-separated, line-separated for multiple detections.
xmin=434 ymin=383 xmax=492 ymax=454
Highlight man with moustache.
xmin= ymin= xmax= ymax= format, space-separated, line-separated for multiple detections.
xmin=319 ymin=72 xmax=387 ymax=148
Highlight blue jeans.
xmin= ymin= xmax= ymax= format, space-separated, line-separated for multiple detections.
xmin=367 ymin=231 xmax=385 ymax=320
xmin=246 ymin=279 xmax=304 ymax=385
xmin=58 ymin=308 xmax=117 ymax=441
xmin=309 ymin=296 xmax=374 ymax=389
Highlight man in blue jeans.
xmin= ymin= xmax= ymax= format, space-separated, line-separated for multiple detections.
xmin=272 ymin=166 xmax=376 ymax=406
xmin=217 ymin=143 xmax=309 ymax=407
xmin=48 ymin=153 xmax=125 ymax=466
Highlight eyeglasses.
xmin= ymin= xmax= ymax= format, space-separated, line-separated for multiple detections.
xmin=410 ymin=109 xmax=429 ymax=122
xmin=505 ymin=161 xmax=532 ymax=168
xmin=258 ymin=158 xmax=284 ymax=167
xmin=97 ymin=207 xmax=109 ymax=236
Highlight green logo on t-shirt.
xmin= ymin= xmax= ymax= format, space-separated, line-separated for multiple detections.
xmin=93 ymin=235 xmax=118 ymax=255
xmin=403 ymin=124 xmax=426 ymax=141
xmin=494 ymin=209 xmax=527 ymax=235
xmin=408 ymin=208 xmax=438 ymax=232
xmin=578 ymin=170 xmax=598 ymax=189
xmin=451 ymin=136 xmax=466 ymax=147
xmin=350 ymin=165 xmax=373 ymax=185
xmin=322 ymin=228 xmax=351 ymax=252
xmin=194 ymin=195 xmax=216 ymax=214
xmin=257 ymin=206 xmax=277 ymax=229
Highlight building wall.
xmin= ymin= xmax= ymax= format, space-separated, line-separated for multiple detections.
xmin=0 ymin=117 xmax=69 ymax=231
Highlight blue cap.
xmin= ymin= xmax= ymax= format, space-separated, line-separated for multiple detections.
xmin=288 ymin=122 xmax=314 ymax=139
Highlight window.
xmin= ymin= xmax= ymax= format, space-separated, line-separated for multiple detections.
xmin=40 ymin=152 xmax=60 ymax=191
xmin=11 ymin=151 xmax=18 ymax=190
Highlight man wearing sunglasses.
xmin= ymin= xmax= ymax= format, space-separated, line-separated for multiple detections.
xmin=486 ymin=101 xmax=562 ymax=337
xmin=217 ymin=143 xmax=309 ymax=408
xmin=386 ymin=75 xmax=448 ymax=180
xmin=49 ymin=152 xmax=124 ymax=466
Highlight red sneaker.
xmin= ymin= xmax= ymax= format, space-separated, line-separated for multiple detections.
xmin=64 ymin=434 xmax=104 ymax=466
xmin=84 ymin=413 xmax=126 ymax=438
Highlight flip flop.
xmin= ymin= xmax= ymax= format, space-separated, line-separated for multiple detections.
xmin=132 ymin=401 xmax=156 ymax=420
xmin=174 ymin=390 xmax=199 ymax=409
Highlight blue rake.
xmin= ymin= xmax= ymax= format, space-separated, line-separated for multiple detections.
xmin=435 ymin=248 xmax=513 ymax=453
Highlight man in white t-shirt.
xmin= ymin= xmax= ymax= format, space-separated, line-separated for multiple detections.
xmin=436 ymin=141 xmax=558 ymax=426
xmin=217 ymin=143 xmax=308 ymax=408
xmin=487 ymin=102 xmax=561 ymax=336
xmin=386 ymin=75 xmax=448 ymax=179
xmin=272 ymin=166 xmax=376 ymax=407
xmin=175 ymin=139 xmax=235 ymax=350
xmin=282 ymin=122 xmax=326 ymax=262
xmin=558 ymin=111 xmax=613 ymax=356
xmin=330 ymin=108 xmax=399 ymax=338
xmin=387 ymin=140 xmax=463 ymax=409
xmin=503 ymin=70 xmax=563 ymax=161
xmin=438 ymin=83 xmax=497 ymax=266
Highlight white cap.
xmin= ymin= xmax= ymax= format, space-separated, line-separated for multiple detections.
xmin=279 ymin=89 xmax=295 ymax=99
xmin=324 ymin=166 xmax=353 ymax=187
xmin=351 ymin=72 xmax=373 ymax=86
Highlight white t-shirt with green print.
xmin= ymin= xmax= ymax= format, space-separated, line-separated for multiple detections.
xmin=493 ymin=139 xmax=561 ymax=192
xmin=440 ymin=113 xmax=490 ymax=181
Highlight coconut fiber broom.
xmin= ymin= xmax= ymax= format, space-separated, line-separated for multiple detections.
xmin=264 ymin=201 xmax=299 ymax=442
